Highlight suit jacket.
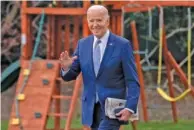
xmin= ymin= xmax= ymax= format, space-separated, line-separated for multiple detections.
xmin=61 ymin=32 xmax=140 ymax=126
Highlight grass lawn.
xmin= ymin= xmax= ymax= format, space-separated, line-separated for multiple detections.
xmin=1 ymin=119 xmax=194 ymax=130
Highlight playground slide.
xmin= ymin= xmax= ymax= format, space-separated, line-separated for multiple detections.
xmin=1 ymin=60 xmax=20 ymax=92
xmin=1 ymin=57 xmax=42 ymax=93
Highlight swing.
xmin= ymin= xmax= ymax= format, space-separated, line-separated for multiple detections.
xmin=156 ymin=7 xmax=192 ymax=102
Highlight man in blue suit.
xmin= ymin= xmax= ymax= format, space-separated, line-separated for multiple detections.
xmin=59 ymin=5 xmax=140 ymax=130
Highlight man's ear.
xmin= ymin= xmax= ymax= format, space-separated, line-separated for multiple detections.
xmin=106 ymin=16 xmax=110 ymax=26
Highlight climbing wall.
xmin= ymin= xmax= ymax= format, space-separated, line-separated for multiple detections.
xmin=8 ymin=60 xmax=59 ymax=130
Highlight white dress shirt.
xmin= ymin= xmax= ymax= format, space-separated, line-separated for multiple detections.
xmin=93 ymin=29 xmax=109 ymax=63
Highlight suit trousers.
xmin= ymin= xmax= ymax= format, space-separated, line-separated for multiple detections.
xmin=91 ymin=102 xmax=121 ymax=130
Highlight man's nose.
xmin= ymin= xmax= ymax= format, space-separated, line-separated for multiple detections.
xmin=93 ymin=21 xmax=98 ymax=27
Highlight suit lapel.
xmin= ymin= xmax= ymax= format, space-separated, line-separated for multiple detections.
xmin=87 ymin=36 xmax=96 ymax=78
xmin=97 ymin=32 xmax=115 ymax=78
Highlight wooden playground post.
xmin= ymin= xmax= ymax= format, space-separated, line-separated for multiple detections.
xmin=130 ymin=21 xmax=149 ymax=122
xmin=83 ymin=1 xmax=91 ymax=37
xmin=166 ymin=52 xmax=194 ymax=97
xmin=110 ymin=9 xmax=122 ymax=35
xmin=131 ymin=120 xmax=138 ymax=130
xmin=21 ymin=1 xmax=28 ymax=60
xmin=162 ymin=26 xmax=178 ymax=123
xmin=54 ymin=82 xmax=61 ymax=130
xmin=64 ymin=75 xmax=83 ymax=130
xmin=64 ymin=16 xmax=70 ymax=53
xmin=56 ymin=1 xmax=63 ymax=58
xmin=51 ymin=15 xmax=56 ymax=58
xmin=55 ymin=2 xmax=63 ymax=130
xmin=111 ymin=14 xmax=116 ymax=34
xmin=116 ymin=10 xmax=122 ymax=35
xmin=27 ymin=15 xmax=33 ymax=58
xmin=47 ymin=15 xmax=51 ymax=59
xmin=73 ymin=16 xmax=79 ymax=51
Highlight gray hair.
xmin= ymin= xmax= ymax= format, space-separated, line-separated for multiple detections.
xmin=87 ymin=5 xmax=109 ymax=19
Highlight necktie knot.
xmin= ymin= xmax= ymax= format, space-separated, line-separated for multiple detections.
xmin=95 ymin=39 xmax=101 ymax=47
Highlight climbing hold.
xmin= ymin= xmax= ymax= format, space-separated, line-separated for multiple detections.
xmin=11 ymin=118 xmax=19 ymax=125
xmin=94 ymin=0 xmax=103 ymax=4
xmin=34 ymin=112 xmax=42 ymax=118
xmin=48 ymin=4 xmax=52 ymax=7
xmin=17 ymin=94 xmax=25 ymax=100
xmin=52 ymin=0 xmax=56 ymax=7
xmin=42 ymin=79 xmax=49 ymax=85
xmin=46 ymin=63 xmax=53 ymax=69
xmin=23 ymin=69 xmax=30 ymax=76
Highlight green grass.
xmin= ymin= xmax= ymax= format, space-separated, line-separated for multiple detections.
xmin=1 ymin=119 xmax=194 ymax=130
xmin=124 ymin=120 xmax=194 ymax=130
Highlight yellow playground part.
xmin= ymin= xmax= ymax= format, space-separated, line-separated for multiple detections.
xmin=17 ymin=94 xmax=25 ymax=101
xmin=23 ymin=69 xmax=30 ymax=76
xmin=11 ymin=118 xmax=20 ymax=125
xmin=156 ymin=7 xmax=192 ymax=102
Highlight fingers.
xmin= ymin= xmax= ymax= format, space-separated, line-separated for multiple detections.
xmin=59 ymin=51 xmax=77 ymax=67
xmin=115 ymin=110 xmax=123 ymax=117
xmin=118 ymin=116 xmax=127 ymax=121
xmin=60 ymin=52 xmax=65 ymax=61
xmin=60 ymin=51 xmax=70 ymax=60
xmin=116 ymin=110 xmax=124 ymax=120
xmin=118 ymin=114 xmax=128 ymax=121
xmin=72 ymin=56 xmax=78 ymax=61
xmin=116 ymin=109 xmax=130 ymax=121
xmin=59 ymin=51 xmax=77 ymax=70
xmin=64 ymin=51 xmax=69 ymax=58
xmin=60 ymin=52 xmax=64 ymax=59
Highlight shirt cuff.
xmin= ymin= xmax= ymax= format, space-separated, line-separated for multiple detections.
xmin=124 ymin=108 xmax=134 ymax=114
xmin=61 ymin=68 xmax=70 ymax=76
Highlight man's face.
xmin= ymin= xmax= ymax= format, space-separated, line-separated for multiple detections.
xmin=87 ymin=11 xmax=109 ymax=38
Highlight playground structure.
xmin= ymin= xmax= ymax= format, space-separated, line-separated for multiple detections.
xmin=4 ymin=1 xmax=194 ymax=130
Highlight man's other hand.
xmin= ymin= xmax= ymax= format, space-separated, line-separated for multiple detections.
xmin=115 ymin=109 xmax=132 ymax=121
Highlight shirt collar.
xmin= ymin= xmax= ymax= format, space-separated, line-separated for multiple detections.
xmin=94 ymin=29 xmax=110 ymax=44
